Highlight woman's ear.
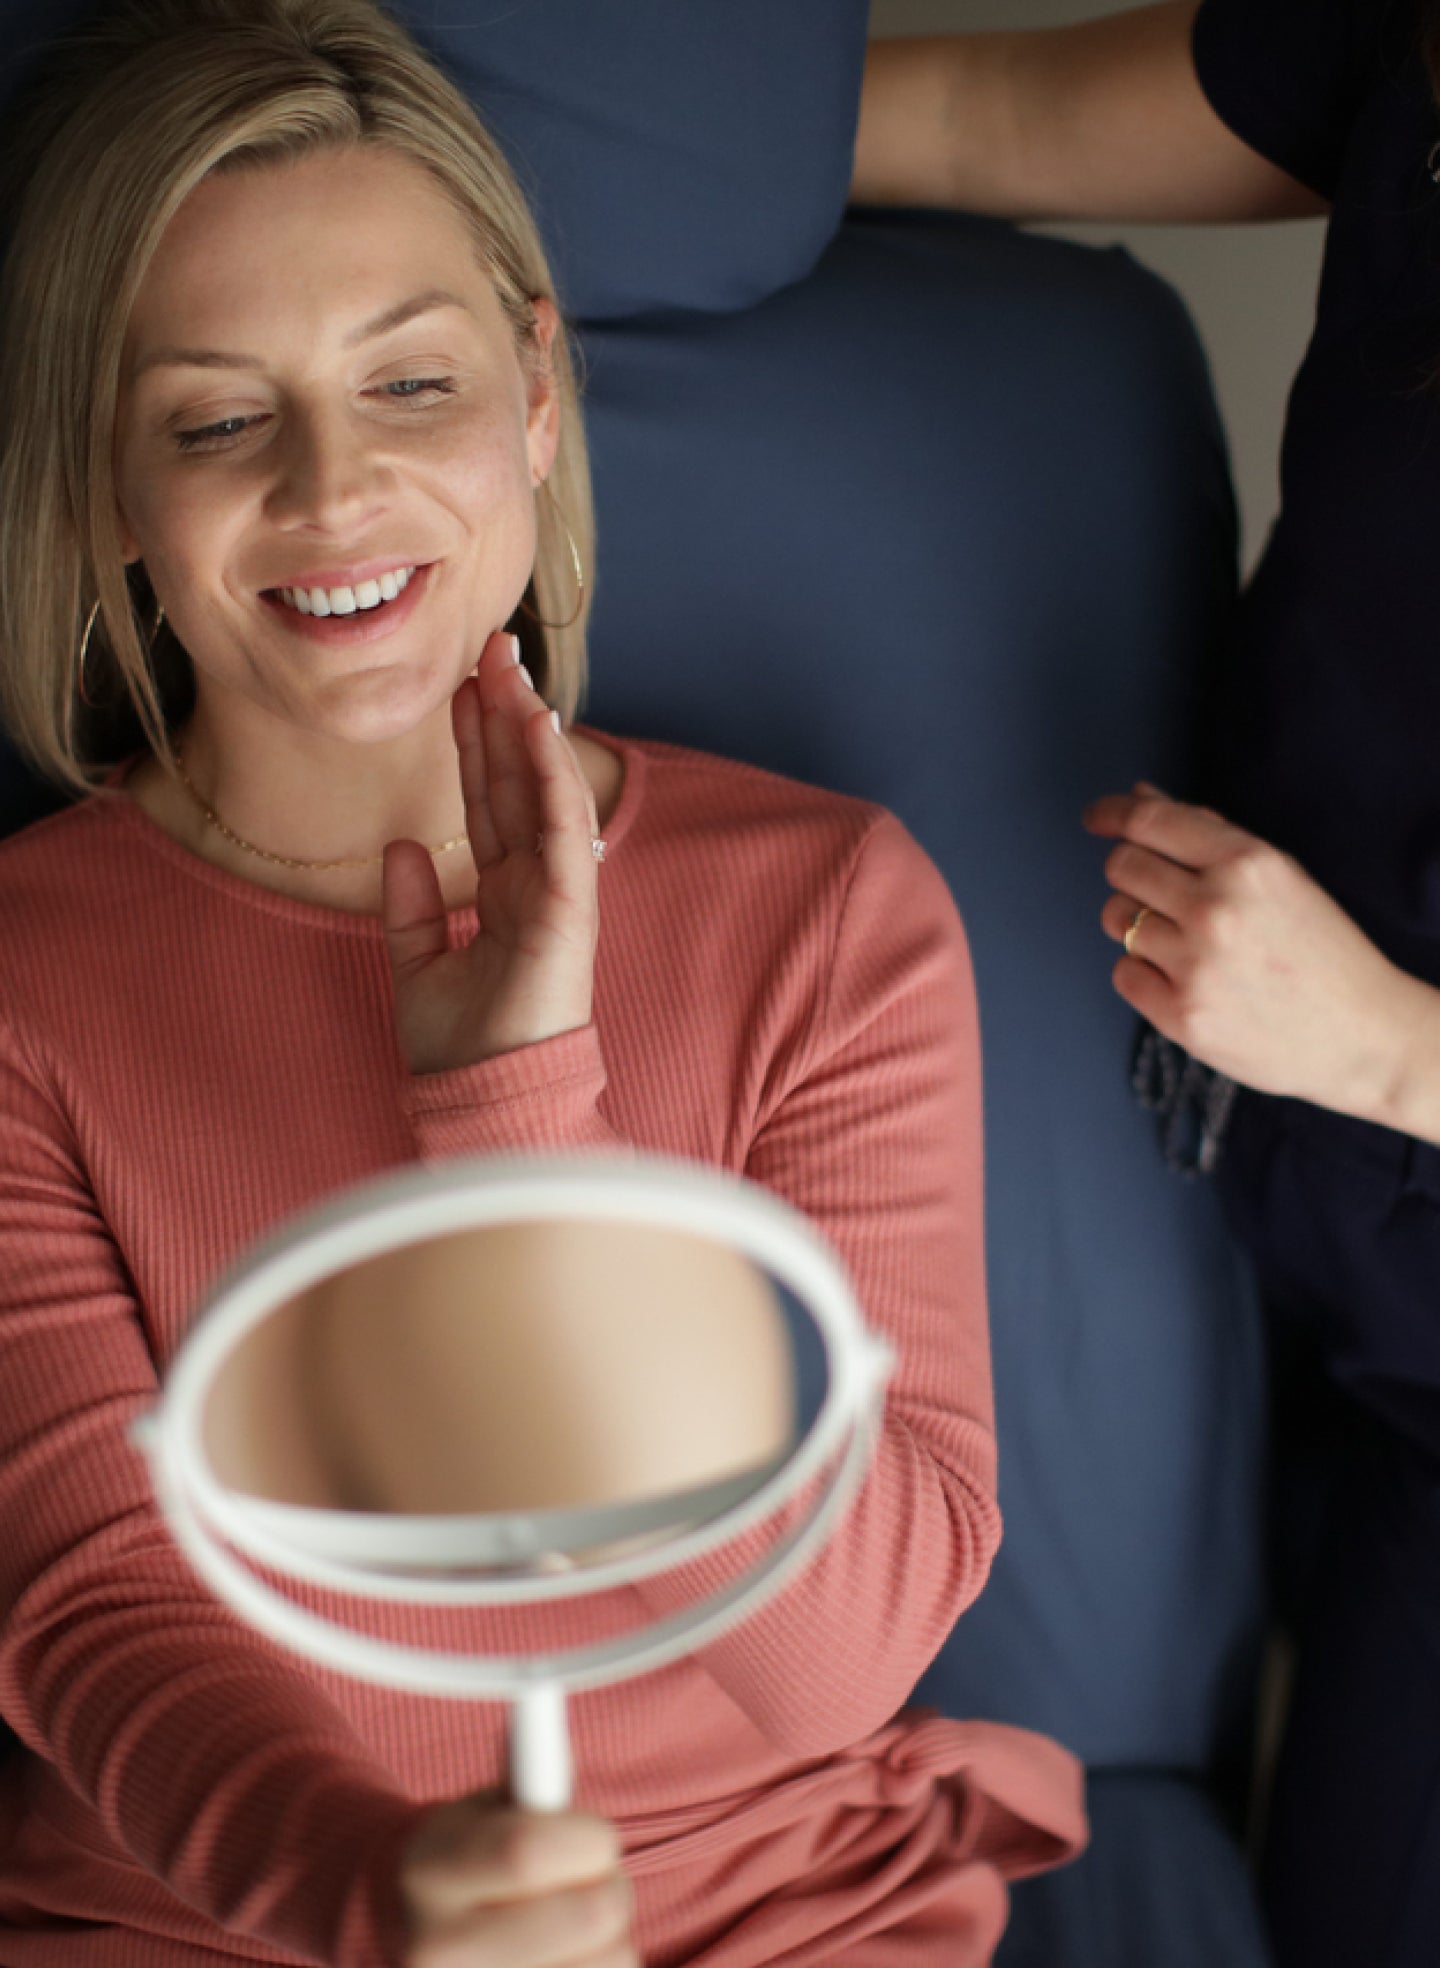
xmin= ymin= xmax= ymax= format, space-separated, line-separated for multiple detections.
xmin=525 ymin=295 xmax=562 ymax=487
xmin=115 ymin=505 xmax=141 ymax=565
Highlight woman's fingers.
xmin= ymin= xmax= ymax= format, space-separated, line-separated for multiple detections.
xmin=452 ymin=669 xmax=501 ymax=870
xmin=402 ymin=1798 xmax=632 ymax=1968
xmin=467 ymin=635 xmax=597 ymax=881
xmin=530 ymin=709 xmax=601 ymax=897
xmin=1100 ymin=890 xmax=1184 ymax=974
xmin=404 ymin=1801 xmax=622 ymax=1915
xmin=1101 ymin=837 xmax=1195 ymax=923
xmin=381 ymin=838 xmax=450 ymax=982
xmin=1083 ymin=785 xmax=1243 ymax=871
xmin=1086 ymin=784 xmax=1284 ymax=947
xmin=480 ymin=642 xmax=545 ymax=856
xmin=1109 ymin=939 xmax=1184 ymax=1038
xmin=409 ymin=1873 xmax=633 ymax=1968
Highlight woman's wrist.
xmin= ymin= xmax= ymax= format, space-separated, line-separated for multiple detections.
xmin=1350 ymin=965 xmax=1440 ymax=1147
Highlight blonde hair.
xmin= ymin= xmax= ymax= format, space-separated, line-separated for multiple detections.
xmin=0 ymin=0 xmax=593 ymax=796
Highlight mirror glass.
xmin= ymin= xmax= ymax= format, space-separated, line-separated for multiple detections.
xmin=199 ymin=1217 xmax=828 ymax=1583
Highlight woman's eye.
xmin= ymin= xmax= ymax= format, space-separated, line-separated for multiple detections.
xmin=174 ymin=415 xmax=256 ymax=452
xmin=172 ymin=379 xmax=456 ymax=452
xmin=381 ymin=376 xmax=457 ymax=402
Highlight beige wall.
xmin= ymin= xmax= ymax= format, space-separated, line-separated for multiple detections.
xmin=867 ymin=0 xmax=1327 ymax=571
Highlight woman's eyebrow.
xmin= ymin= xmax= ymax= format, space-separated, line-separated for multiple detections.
xmin=130 ymin=288 xmax=473 ymax=379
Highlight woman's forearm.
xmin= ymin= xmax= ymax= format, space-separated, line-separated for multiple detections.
xmin=853 ymin=4 xmax=1327 ymax=224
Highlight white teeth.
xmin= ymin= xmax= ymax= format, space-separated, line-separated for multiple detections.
xmin=274 ymin=567 xmax=418 ymax=617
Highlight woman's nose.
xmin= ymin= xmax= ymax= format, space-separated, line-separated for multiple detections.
xmin=265 ymin=405 xmax=392 ymax=534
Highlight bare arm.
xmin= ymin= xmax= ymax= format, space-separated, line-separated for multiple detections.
xmin=854 ymin=1 xmax=1329 ymax=225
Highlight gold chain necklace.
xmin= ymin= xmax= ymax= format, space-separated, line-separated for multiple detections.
xmin=172 ymin=750 xmax=468 ymax=872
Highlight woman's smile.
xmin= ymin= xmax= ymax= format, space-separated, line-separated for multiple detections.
xmin=258 ymin=559 xmax=436 ymax=645
xmin=271 ymin=562 xmax=415 ymax=615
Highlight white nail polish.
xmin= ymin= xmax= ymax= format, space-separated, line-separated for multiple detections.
xmin=510 ymin=634 xmax=523 ymax=665
xmin=518 ymin=663 xmax=534 ymax=689
xmin=550 ymin=709 xmax=562 ymax=734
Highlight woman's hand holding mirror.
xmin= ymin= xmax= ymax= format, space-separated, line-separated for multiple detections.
xmin=399 ymin=1792 xmax=635 ymax=1968
xmin=382 ymin=632 xmax=600 ymax=1076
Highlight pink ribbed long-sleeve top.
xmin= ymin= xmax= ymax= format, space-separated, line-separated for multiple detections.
xmin=0 ymin=734 xmax=1084 ymax=1966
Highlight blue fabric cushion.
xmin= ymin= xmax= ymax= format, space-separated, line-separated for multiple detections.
xmin=997 ymin=1770 xmax=1271 ymax=1967
xmin=419 ymin=0 xmax=869 ymax=319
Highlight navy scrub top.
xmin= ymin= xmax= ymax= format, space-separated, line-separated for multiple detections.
xmin=1193 ymin=0 xmax=1440 ymax=1454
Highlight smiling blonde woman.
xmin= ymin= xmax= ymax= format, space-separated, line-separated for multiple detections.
xmin=0 ymin=3 xmax=1084 ymax=1964
xmin=0 ymin=0 xmax=591 ymax=799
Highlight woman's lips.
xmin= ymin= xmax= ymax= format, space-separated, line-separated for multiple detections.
xmin=260 ymin=561 xmax=433 ymax=643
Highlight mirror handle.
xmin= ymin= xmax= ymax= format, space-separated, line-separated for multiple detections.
xmin=509 ymin=1681 xmax=572 ymax=1812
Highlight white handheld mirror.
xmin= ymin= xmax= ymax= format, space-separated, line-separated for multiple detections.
xmin=136 ymin=1155 xmax=894 ymax=1813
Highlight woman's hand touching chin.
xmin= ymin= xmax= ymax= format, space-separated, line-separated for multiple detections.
xmin=1084 ymin=783 xmax=1440 ymax=1140
xmin=382 ymin=630 xmax=601 ymax=1077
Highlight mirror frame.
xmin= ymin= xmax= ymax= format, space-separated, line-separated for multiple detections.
xmin=138 ymin=1154 xmax=894 ymax=1700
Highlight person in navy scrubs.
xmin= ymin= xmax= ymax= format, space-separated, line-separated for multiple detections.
xmin=856 ymin=6 xmax=1440 ymax=1964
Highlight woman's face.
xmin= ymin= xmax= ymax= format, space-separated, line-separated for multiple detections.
xmin=113 ymin=144 xmax=559 ymax=746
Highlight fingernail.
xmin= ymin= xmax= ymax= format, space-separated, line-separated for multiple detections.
xmin=1135 ymin=781 xmax=1167 ymax=798
xmin=550 ymin=709 xmax=562 ymax=734
xmin=509 ymin=634 xmax=522 ymax=665
xmin=517 ymin=663 xmax=534 ymax=690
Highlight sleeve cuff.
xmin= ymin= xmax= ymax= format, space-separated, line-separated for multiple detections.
xmin=402 ymin=1024 xmax=628 ymax=1161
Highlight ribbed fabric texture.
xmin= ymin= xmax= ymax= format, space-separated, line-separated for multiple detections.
xmin=0 ymin=734 xmax=1085 ymax=1965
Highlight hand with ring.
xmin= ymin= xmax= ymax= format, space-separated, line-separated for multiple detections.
xmin=1083 ymin=781 xmax=1434 ymax=1123
xmin=381 ymin=631 xmax=602 ymax=1075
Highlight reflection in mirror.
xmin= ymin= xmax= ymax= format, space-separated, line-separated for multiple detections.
xmin=202 ymin=1219 xmax=818 ymax=1572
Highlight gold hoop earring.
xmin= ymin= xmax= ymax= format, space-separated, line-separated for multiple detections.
xmin=519 ymin=480 xmax=586 ymax=631
xmin=77 ymin=597 xmax=167 ymax=709
xmin=76 ymin=600 xmax=103 ymax=709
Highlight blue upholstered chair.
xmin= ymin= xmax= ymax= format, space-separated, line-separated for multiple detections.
xmin=0 ymin=5 xmax=1272 ymax=1960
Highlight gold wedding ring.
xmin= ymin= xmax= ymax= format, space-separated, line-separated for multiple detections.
xmin=1123 ymin=905 xmax=1152 ymax=956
